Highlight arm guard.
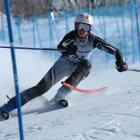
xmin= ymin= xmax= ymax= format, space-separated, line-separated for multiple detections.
xmin=94 ymin=36 xmax=123 ymax=62
xmin=57 ymin=31 xmax=76 ymax=51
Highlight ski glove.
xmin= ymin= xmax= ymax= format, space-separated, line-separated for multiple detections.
xmin=61 ymin=39 xmax=77 ymax=55
xmin=64 ymin=45 xmax=77 ymax=55
xmin=116 ymin=61 xmax=128 ymax=72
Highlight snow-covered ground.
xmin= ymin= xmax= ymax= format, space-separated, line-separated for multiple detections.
xmin=0 ymin=49 xmax=140 ymax=140
xmin=0 ymin=6 xmax=140 ymax=139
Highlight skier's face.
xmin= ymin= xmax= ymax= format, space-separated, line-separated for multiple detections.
xmin=77 ymin=29 xmax=88 ymax=38
xmin=76 ymin=23 xmax=90 ymax=38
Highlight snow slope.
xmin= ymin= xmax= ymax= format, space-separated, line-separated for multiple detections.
xmin=0 ymin=49 xmax=140 ymax=140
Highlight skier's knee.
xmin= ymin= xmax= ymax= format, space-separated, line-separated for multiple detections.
xmin=65 ymin=59 xmax=91 ymax=86
xmin=78 ymin=59 xmax=91 ymax=76
xmin=77 ymin=59 xmax=91 ymax=79
xmin=79 ymin=59 xmax=91 ymax=70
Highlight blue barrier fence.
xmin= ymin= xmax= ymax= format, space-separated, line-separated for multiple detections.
xmin=0 ymin=2 xmax=140 ymax=64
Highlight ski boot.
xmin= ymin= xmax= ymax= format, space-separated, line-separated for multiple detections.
xmin=0 ymin=108 xmax=9 ymax=121
xmin=59 ymin=99 xmax=68 ymax=107
xmin=0 ymin=101 xmax=15 ymax=121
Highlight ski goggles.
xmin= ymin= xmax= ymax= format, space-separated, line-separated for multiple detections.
xmin=76 ymin=23 xmax=91 ymax=32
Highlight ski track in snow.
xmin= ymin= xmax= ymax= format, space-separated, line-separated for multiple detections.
xmin=0 ymin=49 xmax=140 ymax=140
xmin=1 ymin=82 xmax=140 ymax=140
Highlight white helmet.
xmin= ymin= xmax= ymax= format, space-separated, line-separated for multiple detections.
xmin=75 ymin=13 xmax=93 ymax=26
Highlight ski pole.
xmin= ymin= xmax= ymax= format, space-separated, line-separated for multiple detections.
xmin=127 ymin=68 xmax=140 ymax=72
xmin=0 ymin=45 xmax=63 ymax=51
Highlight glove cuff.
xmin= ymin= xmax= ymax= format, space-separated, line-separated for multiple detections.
xmin=115 ymin=60 xmax=123 ymax=66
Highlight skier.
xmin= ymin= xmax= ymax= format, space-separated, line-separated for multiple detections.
xmin=0 ymin=13 xmax=127 ymax=120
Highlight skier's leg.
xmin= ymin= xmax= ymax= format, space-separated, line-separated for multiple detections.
xmin=53 ymin=59 xmax=91 ymax=101
xmin=0 ymin=57 xmax=76 ymax=113
xmin=0 ymin=67 xmax=55 ymax=113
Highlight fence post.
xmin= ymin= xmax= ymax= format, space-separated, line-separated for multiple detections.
xmin=4 ymin=0 xmax=24 ymax=140
xmin=15 ymin=16 xmax=22 ymax=44
xmin=134 ymin=0 xmax=140 ymax=60
xmin=0 ymin=12 xmax=6 ymax=41
xmin=32 ymin=16 xmax=36 ymax=48
xmin=129 ymin=2 xmax=136 ymax=63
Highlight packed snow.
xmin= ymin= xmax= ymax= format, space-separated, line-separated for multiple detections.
xmin=0 ymin=5 xmax=140 ymax=140
xmin=0 ymin=49 xmax=140 ymax=140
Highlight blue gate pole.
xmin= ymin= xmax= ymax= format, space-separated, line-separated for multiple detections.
xmin=4 ymin=0 xmax=24 ymax=140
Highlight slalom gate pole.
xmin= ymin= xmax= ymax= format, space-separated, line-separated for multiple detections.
xmin=127 ymin=68 xmax=140 ymax=72
xmin=4 ymin=0 xmax=24 ymax=140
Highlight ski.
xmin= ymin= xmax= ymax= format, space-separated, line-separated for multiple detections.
xmin=62 ymin=82 xmax=107 ymax=93
xmin=49 ymin=99 xmax=68 ymax=107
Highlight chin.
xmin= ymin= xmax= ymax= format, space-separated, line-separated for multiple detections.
xmin=77 ymin=31 xmax=88 ymax=38
xmin=79 ymin=34 xmax=87 ymax=38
